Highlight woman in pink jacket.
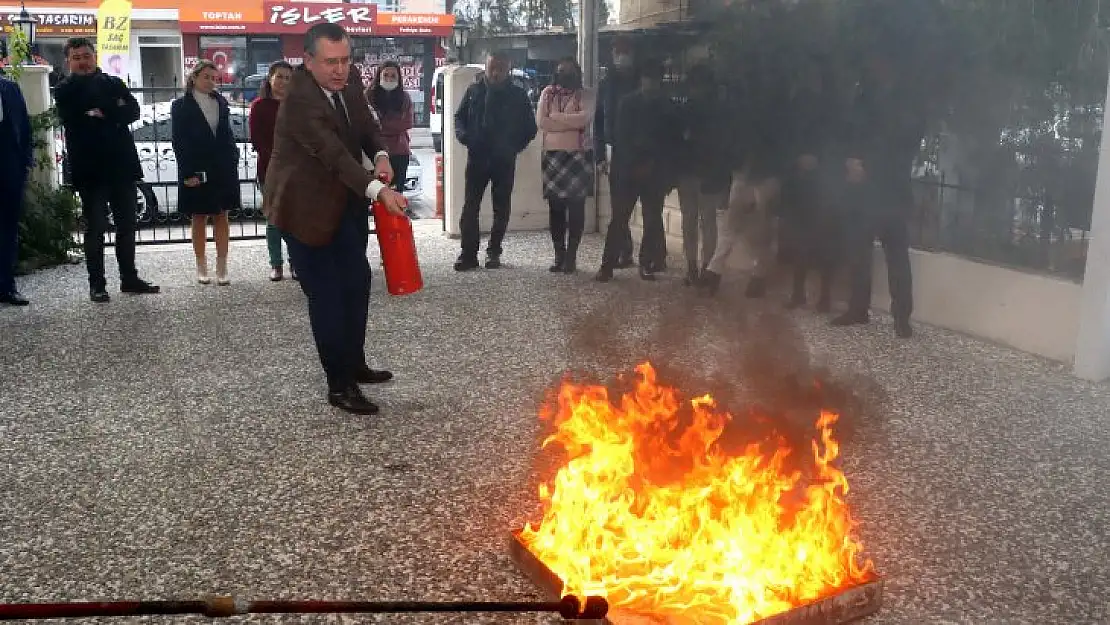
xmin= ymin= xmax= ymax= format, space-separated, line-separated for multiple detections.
xmin=366 ymin=60 xmax=414 ymax=205
xmin=536 ymin=57 xmax=595 ymax=274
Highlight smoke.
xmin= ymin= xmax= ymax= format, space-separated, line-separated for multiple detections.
xmin=552 ymin=282 xmax=890 ymax=476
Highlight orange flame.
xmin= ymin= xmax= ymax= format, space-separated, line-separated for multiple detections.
xmin=519 ymin=362 xmax=874 ymax=624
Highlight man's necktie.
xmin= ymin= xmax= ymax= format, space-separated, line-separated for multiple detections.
xmin=331 ymin=91 xmax=350 ymax=129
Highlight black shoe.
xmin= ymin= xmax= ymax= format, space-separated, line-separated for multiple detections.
xmin=121 ymin=279 xmax=160 ymax=295
xmin=0 ymin=291 xmax=29 ymax=306
xmin=616 ymin=256 xmax=635 ymax=269
xmin=595 ymin=266 xmax=613 ymax=283
xmin=90 ymin=288 xmax=110 ymax=303
xmin=683 ymin=267 xmax=699 ymax=287
xmin=355 ymin=367 xmax=394 ymax=384
xmin=328 ymin=386 xmax=380 ymax=415
xmin=562 ymin=255 xmax=577 ymax=274
xmin=454 ymin=255 xmax=480 ymax=272
xmin=831 ymin=311 xmax=870 ymax=326
xmin=698 ymin=270 xmax=721 ymax=296
xmin=744 ymin=277 xmax=767 ymax=299
xmin=485 ymin=255 xmax=502 ymax=269
xmin=638 ymin=266 xmax=656 ymax=281
xmin=894 ymin=318 xmax=913 ymax=339
xmin=549 ymin=252 xmax=565 ymax=273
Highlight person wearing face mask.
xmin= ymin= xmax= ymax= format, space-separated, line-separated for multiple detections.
xmin=366 ymin=60 xmax=414 ymax=210
xmin=452 ymin=51 xmax=538 ymax=271
xmin=171 ymin=59 xmax=243 ymax=286
xmin=596 ymin=58 xmax=681 ymax=283
xmin=536 ymin=57 xmax=596 ymax=274
xmin=593 ymin=36 xmax=639 ymax=270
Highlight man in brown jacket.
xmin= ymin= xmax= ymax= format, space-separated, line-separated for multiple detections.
xmin=264 ymin=22 xmax=408 ymax=416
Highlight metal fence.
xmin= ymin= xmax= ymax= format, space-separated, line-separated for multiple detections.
xmin=909 ymin=176 xmax=1089 ymax=282
xmin=65 ymin=85 xmax=271 ymax=246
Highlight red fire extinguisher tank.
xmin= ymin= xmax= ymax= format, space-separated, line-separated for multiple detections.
xmin=371 ymin=180 xmax=424 ymax=296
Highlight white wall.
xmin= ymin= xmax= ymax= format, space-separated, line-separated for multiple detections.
xmin=443 ymin=65 xmax=600 ymax=237
xmin=13 ymin=66 xmax=60 ymax=187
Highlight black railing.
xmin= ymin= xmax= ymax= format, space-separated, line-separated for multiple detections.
xmin=909 ymin=176 xmax=1089 ymax=282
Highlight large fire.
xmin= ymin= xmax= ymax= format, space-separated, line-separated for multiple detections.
xmin=518 ymin=362 xmax=875 ymax=624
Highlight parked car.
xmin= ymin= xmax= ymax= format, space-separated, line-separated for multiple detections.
xmin=122 ymin=103 xmax=423 ymax=218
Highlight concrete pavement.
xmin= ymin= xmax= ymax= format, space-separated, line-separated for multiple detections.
xmin=0 ymin=227 xmax=1107 ymax=624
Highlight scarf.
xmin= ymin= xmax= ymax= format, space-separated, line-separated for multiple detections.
xmin=546 ymin=86 xmax=587 ymax=151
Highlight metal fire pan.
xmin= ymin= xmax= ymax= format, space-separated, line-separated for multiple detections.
xmin=509 ymin=529 xmax=883 ymax=625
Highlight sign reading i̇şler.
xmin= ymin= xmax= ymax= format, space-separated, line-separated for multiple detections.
xmin=96 ymin=0 xmax=133 ymax=80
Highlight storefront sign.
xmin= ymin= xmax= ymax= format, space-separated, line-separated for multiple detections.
xmin=2 ymin=11 xmax=96 ymax=36
xmin=374 ymin=12 xmax=454 ymax=36
xmin=263 ymin=2 xmax=377 ymax=34
xmin=180 ymin=2 xmax=263 ymax=33
xmin=180 ymin=1 xmax=450 ymax=37
xmin=96 ymin=0 xmax=132 ymax=79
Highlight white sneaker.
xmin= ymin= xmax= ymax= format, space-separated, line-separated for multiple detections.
xmin=197 ymin=260 xmax=211 ymax=285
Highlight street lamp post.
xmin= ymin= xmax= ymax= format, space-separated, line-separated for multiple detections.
xmin=11 ymin=1 xmax=37 ymax=63
xmin=452 ymin=19 xmax=470 ymax=64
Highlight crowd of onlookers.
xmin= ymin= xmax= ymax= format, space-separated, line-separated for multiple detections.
xmin=455 ymin=35 xmax=923 ymax=338
xmin=3 ymin=31 xmax=922 ymax=341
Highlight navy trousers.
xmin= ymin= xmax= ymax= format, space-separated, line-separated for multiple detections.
xmin=0 ymin=173 xmax=26 ymax=295
xmin=283 ymin=204 xmax=372 ymax=392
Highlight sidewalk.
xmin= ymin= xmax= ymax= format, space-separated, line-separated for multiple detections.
xmin=0 ymin=228 xmax=1107 ymax=623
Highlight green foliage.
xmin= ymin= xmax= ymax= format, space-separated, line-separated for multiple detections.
xmin=16 ymin=181 xmax=81 ymax=275
xmin=3 ymin=32 xmax=81 ymax=272
xmin=2 ymin=28 xmax=32 ymax=79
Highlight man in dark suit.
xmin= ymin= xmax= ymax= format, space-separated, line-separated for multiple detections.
xmin=264 ymin=22 xmax=408 ymax=416
xmin=54 ymin=37 xmax=159 ymax=303
xmin=0 ymin=74 xmax=33 ymax=306
xmin=593 ymin=36 xmax=640 ymax=269
xmin=832 ymin=50 xmax=926 ymax=339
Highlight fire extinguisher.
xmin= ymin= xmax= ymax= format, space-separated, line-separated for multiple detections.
xmin=371 ymin=175 xmax=424 ymax=296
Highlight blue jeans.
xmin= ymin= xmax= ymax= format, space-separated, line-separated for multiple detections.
xmin=266 ymin=222 xmax=285 ymax=268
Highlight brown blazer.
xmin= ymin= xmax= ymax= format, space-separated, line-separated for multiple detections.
xmin=263 ymin=64 xmax=387 ymax=247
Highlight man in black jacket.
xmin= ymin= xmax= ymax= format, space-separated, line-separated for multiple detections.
xmin=593 ymin=36 xmax=639 ymax=269
xmin=453 ymin=51 xmax=537 ymax=271
xmin=596 ymin=58 xmax=681 ymax=283
xmin=832 ymin=51 xmax=925 ymax=338
xmin=780 ymin=57 xmax=838 ymax=311
xmin=54 ymin=37 xmax=159 ymax=302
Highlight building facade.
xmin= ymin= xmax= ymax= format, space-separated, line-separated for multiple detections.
xmin=180 ymin=0 xmax=453 ymax=125
xmin=2 ymin=0 xmax=453 ymax=124
xmin=2 ymin=0 xmax=183 ymax=91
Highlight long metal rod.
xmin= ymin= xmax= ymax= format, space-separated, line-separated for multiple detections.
xmin=0 ymin=595 xmax=609 ymax=621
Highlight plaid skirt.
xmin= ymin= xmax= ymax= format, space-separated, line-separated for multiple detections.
xmin=541 ymin=150 xmax=594 ymax=200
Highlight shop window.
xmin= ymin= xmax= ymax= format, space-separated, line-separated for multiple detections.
xmin=198 ymin=36 xmax=248 ymax=85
